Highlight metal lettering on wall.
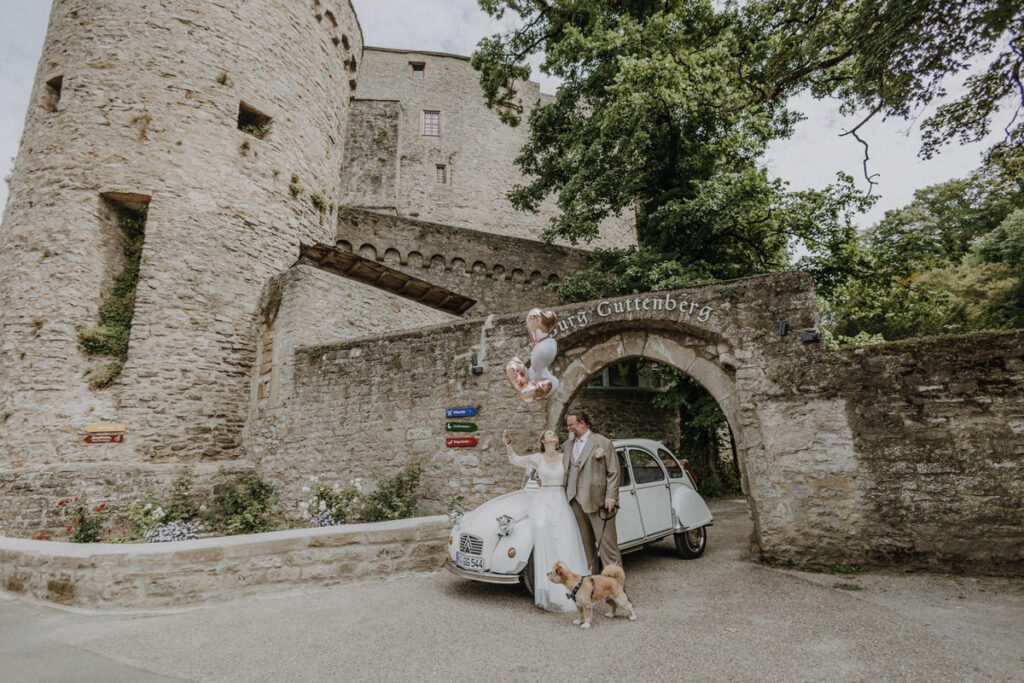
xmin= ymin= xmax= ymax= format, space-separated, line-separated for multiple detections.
xmin=551 ymin=293 xmax=716 ymax=337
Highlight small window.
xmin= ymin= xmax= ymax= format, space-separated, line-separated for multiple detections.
xmin=411 ymin=62 xmax=425 ymax=80
xmin=435 ymin=165 xmax=447 ymax=184
xmin=616 ymin=450 xmax=632 ymax=487
xmin=44 ymin=75 xmax=63 ymax=111
xmin=422 ymin=110 xmax=440 ymax=136
xmin=629 ymin=448 xmax=666 ymax=485
xmin=341 ymin=34 xmax=351 ymax=50
xmin=658 ymin=448 xmax=686 ymax=479
xmin=238 ymin=102 xmax=272 ymax=139
xmin=324 ymin=10 xmax=338 ymax=27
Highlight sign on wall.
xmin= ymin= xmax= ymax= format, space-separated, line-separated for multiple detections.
xmin=445 ymin=407 xmax=478 ymax=418
xmin=445 ymin=437 xmax=478 ymax=448
xmin=445 ymin=421 xmax=478 ymax=433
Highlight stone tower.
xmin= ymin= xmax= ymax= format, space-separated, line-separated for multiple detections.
xmin=0 ymin=0 xmax=362 ymax=464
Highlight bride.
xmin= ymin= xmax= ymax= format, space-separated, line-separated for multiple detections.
xmin=503 ymin=429 xmax=589 ymax=612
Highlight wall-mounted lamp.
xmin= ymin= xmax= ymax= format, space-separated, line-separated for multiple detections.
xmin=800 ymin=330 xmax=822 ymax=343
xmin=778 ymin=321 xmax=791 ymax=337
xmin=470 ymin=353 xmax=484 ymax=375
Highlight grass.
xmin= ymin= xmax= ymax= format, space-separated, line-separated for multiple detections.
xmin=240 ymin=122 xmax=272 ymax=139
xmin=289 ymin=174 xmax=303 ymax=198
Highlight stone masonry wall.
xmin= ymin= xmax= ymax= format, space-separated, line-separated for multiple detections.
xmin=246 ymin=263 xmax=456 ymax=492
xmin=341 ymin=100 xmax=401 ymax=211
xmin=347 ymin=48 xmax=635 ymax=249
xmin=569 ymin=388 xmax=681 ymax=445
xmin=0 ymin=515 xmax=449 ymax=610
xmin=785 ymin=332 xmax=1024 ymax=573
xmin=252 ymin=272 xmax=1023 ymax=573
xmin=0 ymin=0 xmax=362 ymax=464
xmin=337 ymin=209 xmax=590 ymax=314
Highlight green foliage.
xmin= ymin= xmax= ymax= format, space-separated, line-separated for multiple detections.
xmin=444 ymin=494 xmax=466 ymax=513
xmin=216 ymin=71 xmax=232 ymax=86
xmin=302 ymin=478 xmax=362 ymax=525
xmin=78 ymin=212 xmax=145 ymax=369
xmin=207 ymin=473 xmax=280 ymax=535
xmin=289 ymin=174 xmax=304 ymax=198
xmin=55 ymin=497 xmax=110 ymax=543
xmin=310 ymin=190 xmax=328 ymax=212
xmin=240 ymin=122 xmax=272 ymax=139
xmin=824 ymin=160 xmax=1024 ymax=341
xmin=127 ymin=470 xmax=202 ymax=535
xmin=358 ymin=464 xmax=423 ymax=522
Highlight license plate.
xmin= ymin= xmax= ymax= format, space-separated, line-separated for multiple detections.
xmin=456 ymin=552 xmax=484 ymax=570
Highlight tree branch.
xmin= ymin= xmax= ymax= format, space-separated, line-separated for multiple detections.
xmin=839 ymin=105 xmax=882 ymax=195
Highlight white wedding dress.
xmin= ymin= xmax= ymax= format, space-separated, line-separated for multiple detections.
xmin=507 ymin=451 xmax=589 ymax=612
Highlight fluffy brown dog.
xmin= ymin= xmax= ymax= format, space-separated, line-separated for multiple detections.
xmin=547 ymin=561 xmax=637 ymax=629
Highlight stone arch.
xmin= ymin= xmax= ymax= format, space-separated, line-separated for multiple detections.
xmin=407 ymin=251 xmax=424 ymax=269
xmin=430 ymin=254 xmax=447 ymax=270
xmin=510 ymin=268 xmax=526 ymax=283
xmin=492 ymin=264 xmax=505 ymax=279
xmin=472 ymin=261 xmax=488 ymax=276
xmin=529 ymin=270 xmax=544 ymax=285
xmin=451 ymin=257 xmax=466 ymax=272
xmin=358 ymin=243 xmax=377 ymax=261
xmin=545 ymin=326 xmax=765 ymax=548
xmin=336 ymin=240 xmax=353 ymax=253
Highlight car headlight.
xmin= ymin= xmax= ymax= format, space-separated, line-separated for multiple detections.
xmin=448 ymin=510 xmax=464 ymax=527
xmin=496 ymin=514 xmax=516 ymax=536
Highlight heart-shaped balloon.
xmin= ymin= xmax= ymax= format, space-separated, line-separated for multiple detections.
xmin=525 ymin=308 xmax=558 ymax=343
xmin=505 ymin=357 xmax=528 ymax=391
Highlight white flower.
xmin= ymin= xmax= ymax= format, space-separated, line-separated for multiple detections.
xmin=153 ymin=506 xmax=165 ymax=519
xmin=318 ymin=500 xmax=327 ymax=512
xmin=143 ymin=502 xmax=152 ymax=511
xmin=298 ymin=501 xmax=309 ymax=511
xmin=301 ymin=486 xmax=310 ymax=493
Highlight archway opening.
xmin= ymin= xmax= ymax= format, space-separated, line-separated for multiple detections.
xmin=558 ymin=358 xmax=743 ymax=499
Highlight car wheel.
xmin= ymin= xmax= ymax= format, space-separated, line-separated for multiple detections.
xmin=520 ymin=552 xmax=535 ymax=596
xmin=674 ymin=526 xmax=707 ymax=559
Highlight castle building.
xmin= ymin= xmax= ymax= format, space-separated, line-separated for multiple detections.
xmin=0 ymin=0 xmax=644 ymax=532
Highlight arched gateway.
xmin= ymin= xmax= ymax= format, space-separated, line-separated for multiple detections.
xmin=254 ymin=271 xmax=1023 ymax=574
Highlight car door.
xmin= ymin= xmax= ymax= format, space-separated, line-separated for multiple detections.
xmin=628 ymin=447 xmax=673 ymax=537
xmin=614 ymin=448 xmax=645 ymax=546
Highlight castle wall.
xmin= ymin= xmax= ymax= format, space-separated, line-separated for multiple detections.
xmin=337 ymin=209 xmax=589 ymax=315
xmin=247 ymin=264 xmax=456 ymax=494
xmin=345 ymin=48 xmax=635 ymax=249
xmin=249 ymin=274 xmax=1023 ymax=574
xmin=0 ymin=0 xmax=362 ymax=464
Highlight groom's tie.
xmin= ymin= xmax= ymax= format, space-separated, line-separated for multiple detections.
xmin=573 ymin=438 xmax=583 ymax=464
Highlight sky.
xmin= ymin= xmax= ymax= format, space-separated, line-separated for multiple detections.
xmin=0 ymin=0 xmax=1010 ymax=229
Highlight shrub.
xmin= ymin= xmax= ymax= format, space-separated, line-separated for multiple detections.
xmin=298 ymin=476 xmax=361 ymax=527
xmin=55 ymin=497 xmax=110 ymax=543
xmin=358 ymin=464 xmax=423 ymax=522
xmin=207 ymin=472 xmax=279 ymax=535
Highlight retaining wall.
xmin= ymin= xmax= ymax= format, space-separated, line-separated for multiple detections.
xmin=0 ymin=515 xmax=449 ymax=610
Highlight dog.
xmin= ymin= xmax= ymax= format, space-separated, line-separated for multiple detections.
xmin=547 ymin=561 xmax=637 ymax=629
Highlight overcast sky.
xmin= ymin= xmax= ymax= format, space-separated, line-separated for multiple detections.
xmin=0 ymin=0 xmax=1009 ymax=228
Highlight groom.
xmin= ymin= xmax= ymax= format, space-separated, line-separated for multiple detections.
xmin=562 ymin=411 xmax=621 ymax=573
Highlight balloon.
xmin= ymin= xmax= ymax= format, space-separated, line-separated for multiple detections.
xmin=505 ymin=308 xmax=560 ymax=402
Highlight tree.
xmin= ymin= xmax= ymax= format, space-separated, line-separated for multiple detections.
xmin=473 ymin=0 xmax=870 ymax=283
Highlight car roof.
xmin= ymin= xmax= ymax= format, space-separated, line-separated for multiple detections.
xmin=612 ymin=438 xmax=674 ymax=453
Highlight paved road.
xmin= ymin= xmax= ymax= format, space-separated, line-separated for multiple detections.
xmin=2 ymin=498 xmax=1022 ymax=682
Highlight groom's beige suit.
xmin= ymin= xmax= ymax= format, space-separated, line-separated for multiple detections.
xmin=563 ymin=429 xmax=622 ymax=572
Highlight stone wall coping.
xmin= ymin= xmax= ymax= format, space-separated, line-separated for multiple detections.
xmin=297 ymin=270 xmax=816 ymax=353
xmin=0 ymin=515 xmax=449 ymax=559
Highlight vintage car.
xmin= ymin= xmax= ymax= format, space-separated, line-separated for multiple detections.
xmin=446 ymin=438 xmax=713 ymax=594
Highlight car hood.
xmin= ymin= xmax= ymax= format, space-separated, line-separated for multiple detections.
xmin=457 ymin=487 xmax=535 ymax=537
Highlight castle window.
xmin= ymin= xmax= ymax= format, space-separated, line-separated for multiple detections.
xmin=422 ymin=110 xmax=440 ymax=136
xmin=435 ymin=165 xmax=447 ymax=184
xmin=324 ymin=10 xmax=338 ymax=27
xmin=341 ymin=34 xmax=351 ymax=50
xmin=237 ymin=102 xmax=272 ymax=139
xmin=411 ymin=62 xmax=425 ymax=80
xmin=44 ymin=75 xmax=63 ymax=111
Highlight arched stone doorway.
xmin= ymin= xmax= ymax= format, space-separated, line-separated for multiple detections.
xmin=544 ymin=324 xmax=768 ymax=553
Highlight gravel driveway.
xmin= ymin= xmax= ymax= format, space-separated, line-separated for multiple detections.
xmin=2 ymin=498 xmax=1022 ymax=682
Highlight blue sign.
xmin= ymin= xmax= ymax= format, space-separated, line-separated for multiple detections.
xmin=445 ymin=407 xmax=478 ymax=418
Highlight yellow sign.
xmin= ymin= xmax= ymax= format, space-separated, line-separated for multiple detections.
xmin=85 ymin=422 xmax=126 ymax=434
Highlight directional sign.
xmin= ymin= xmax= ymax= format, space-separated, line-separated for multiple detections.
xmin=446 ymin=437 xmax=478 ymax=448
xmin=445 ymin=407 xmax=478 ymax=418
xmin=445 ymin=421 xmax=478 ymax=433
xmin=85 ymin=434 xmax=124 ymax=444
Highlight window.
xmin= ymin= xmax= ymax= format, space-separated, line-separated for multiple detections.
xmin=422 ymin=110 xmax=440 ymax=136
xmin=44 ymin=75 xmax=63 ymax=111
xmin=411 ymin=62 xmax=425 ymax=80
xmin=658 ymin=448 xmax=686 ymax=479
xmin=324 ymin=10 xmax=338 ymax=27
xmin=435 ymin=165 xmax=447 ymax=184
xmin=616 ymin=450 xmax=632 ymax=487
xmin=628 ymin=448 xmax=666 ymax=485
xmin=238 ymin=102 xmax=272 ymax=139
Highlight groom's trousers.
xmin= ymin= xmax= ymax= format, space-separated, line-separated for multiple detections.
xmin=570 ymin=498 xmax=621 ymax=573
